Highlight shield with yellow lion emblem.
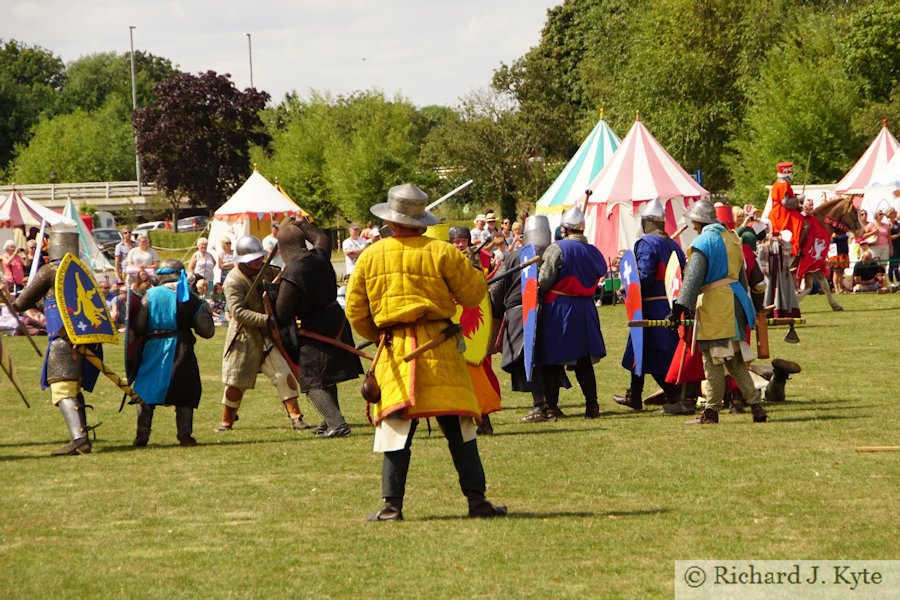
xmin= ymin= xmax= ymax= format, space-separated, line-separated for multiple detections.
xmin=54 ymin=253 xmax=118 ymax=345
xmin=454 ymin=293 xmax=492 ymax=366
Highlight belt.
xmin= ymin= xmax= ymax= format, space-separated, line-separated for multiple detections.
xmin=701 ymin=278 xmax=737 ymax=293
xmin=548 ymin=289 xmax=592 ymax=297
xmin=146 ymin=330 xmax=180 ymax=340
xmin=644 ymin=295 xmax=668 ymax=302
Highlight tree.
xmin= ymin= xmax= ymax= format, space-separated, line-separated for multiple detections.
xmin=56 ymin=50 xmax=179 ymax=117
xmin=838 ymin=1 xmax=900 ymax=102
xmin=420 ymin=88 xmax=537 ymax=221
xmin=727 ymin=12 xmax=862 ymax=204
xmin=253 ymin=90 xmax=432 ymax=223
xmin=9 ymin=96 xmax=134 ymax=183
xmin=0 ymin=39 xmax=65 ymax=172
xmin=133 ymin=71 xmax=271 ymax=228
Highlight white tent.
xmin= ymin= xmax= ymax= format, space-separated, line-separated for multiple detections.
xmin=208 ymin=170 xmax=310 ymax=270
xmin=861 ymin=151 xmax=900 ymax=217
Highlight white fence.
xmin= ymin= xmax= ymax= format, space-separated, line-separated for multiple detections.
xmin=0 ymin=181 xmax=158 ymax=203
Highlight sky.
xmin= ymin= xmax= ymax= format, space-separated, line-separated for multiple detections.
xmin=5 ymin=0 xmax=560 ymax=107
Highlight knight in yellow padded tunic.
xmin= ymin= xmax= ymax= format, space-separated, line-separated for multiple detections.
xmin=345 ymin=183 xmax=507 ymax=521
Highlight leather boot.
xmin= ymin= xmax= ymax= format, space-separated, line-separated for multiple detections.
xmin=584 ymin=400 xmax=601 ymax=419
xmin=685 ymin=407 xmax=719 ymax=425
xmin=764 ymin=378 xmax=786 ymax=403
xmin=133 ymin=403 xmax=154 ymax=447
xmin=657 ymin=397 xmax=696 ymax=415
xmin=367 ymin=497 xmax=403 ymax=521
xmin=476 ymin=414 xmax=494 ymax=435
xmin=215 ymin=405 xmax=238 ymax=431
xmin=51 ymin=397 xmax=92 ymax=456
xmin=176 ymin=406 xmax=198 ymax=446
xmin=283 ymin=398 xmax=311 ymax=430
xmin=466 ymin=491 xmax=508 ymax=518
xmin=751 ymin=403 xmax=768 ymax=423
xmin=613 ymin=389 xmax=642 ymax=411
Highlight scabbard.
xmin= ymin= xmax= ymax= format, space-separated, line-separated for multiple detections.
xmin=403 ymin=323 xmax=461 ymax=363
xmin=297 ymin=328 xmax=374 ymax=361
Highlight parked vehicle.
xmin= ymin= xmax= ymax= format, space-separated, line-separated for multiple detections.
xmin=92 ymin=228 xmax=123 ymax=252
xmin=133 ymin=221 xmax=167 ymax=234
xmin=176 ymin=215 xmax=210 ymax=232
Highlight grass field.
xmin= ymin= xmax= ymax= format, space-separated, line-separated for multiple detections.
xmin=1 ymin=293 xmax=897 ymax=599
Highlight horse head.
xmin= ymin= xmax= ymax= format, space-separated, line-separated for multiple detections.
xmin=813 ymin=196 xmax=863 ymax=237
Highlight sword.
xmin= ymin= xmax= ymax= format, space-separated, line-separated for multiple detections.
xmin=426 ymin=179 xmax=474 ymax=211
xmin=486 ymin=255 xmax=541 ymax=285
xmin=55 ymin=327 xmax=144 ymax=406
xmin=0 ymin=336 xmax=29 ymax=407
xmin=628 ymin=318 xmax=805 ymax=327
xmin=0 ymin=287 xmax=43 ymax=357
xmin=73 ymin=344 xmax=145 ymax=407
xmin=223 ymin=244 xmax=279 ymax=357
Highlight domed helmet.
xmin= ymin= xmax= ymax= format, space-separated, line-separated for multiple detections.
xmin=523 ymin=215 xmax=551 ymax=255
xmin=685 ymin=199 xmax=718 ymax=225
xmin=234 ymin=235 xmax=267 ymax=264
xmin=640 ymin=199 xmax=666 ymax=223
xmin=448 ymin=226 xmax=471 ymax=244
xmin=561 ymin=206 xmax=586 ymax=230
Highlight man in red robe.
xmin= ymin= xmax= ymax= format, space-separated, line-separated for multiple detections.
xmin=769 ymin=161 xmax=804 ymax=256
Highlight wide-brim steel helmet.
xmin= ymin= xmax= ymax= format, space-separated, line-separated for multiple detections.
xmin=234 ymin=235 xmax=267 ymax=264
xmin=640 ymin=199 xmax=666 ymax=223
xmin=561 ymin=206 xmax=586 ymax=230
xmin=370 ymin=183 xmax=438 ymax=227
xmin=685 ymin=199 xmax=718 ymax=224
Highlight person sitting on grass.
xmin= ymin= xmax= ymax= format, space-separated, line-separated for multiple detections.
xmin=852 ymin=250 xmax=886 ymax=293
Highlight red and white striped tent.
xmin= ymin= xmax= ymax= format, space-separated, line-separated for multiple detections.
xmin=835 ymin=120 xmax=899 ymax=195
xmin=0 ymin=189 xmax=73 ymax=228
xmin=579 ymin=117 xmax=709 ymax=260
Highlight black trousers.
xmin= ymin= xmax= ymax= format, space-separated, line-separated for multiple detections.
xmin=382 ymin=415 xmax=486 ymax=500
xmin=543 ymin=356 xmax=597 ymax=406
xmin=631 ymin=372 xmax=679 ymax=401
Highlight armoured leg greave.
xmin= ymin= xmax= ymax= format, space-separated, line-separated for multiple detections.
xmin=51 ymin=396 xmax=91 ymax=456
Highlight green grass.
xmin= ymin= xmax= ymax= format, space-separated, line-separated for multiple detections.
xmin=0 ymin=293 xmax=897 ymax=599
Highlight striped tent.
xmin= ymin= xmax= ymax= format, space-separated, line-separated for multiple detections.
xmin=0 ymin=189 xmax=73 ymax=228
xmin=61 ymin=197 xmax=114 ymax=273
xmin=580 ymin=117 xmax=709 ymax=261
xmin=535 ymin=115 xmax=620 ymax=230
xmin=861 ymin=149 xmax=900 ymax=217
xmin=835 ymin=120 xmax=899 ymax=195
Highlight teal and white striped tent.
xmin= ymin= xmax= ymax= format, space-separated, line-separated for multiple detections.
xmin=62 ymin=197 xmax=115 ymax=273
xmin=535 ymin=116 xmax=621 ymax=226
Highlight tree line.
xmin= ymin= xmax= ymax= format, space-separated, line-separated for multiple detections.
xmin=2 ymin=0 xmax=898 ymax=225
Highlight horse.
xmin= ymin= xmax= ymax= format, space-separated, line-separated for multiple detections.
xmin=795 ymin=196 xmax=864 ymax=311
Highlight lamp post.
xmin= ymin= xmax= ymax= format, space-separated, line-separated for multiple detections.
xmin=129 ymin=25 xmax=142 ymax=195
xmin=246 ymin=32 xmax=254 ymax=88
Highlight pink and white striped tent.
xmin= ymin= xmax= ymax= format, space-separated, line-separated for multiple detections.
xmin=0 ymin=189 xmax=73 ymax=228
xmin=578 ymin=117 xmax=709 ymax=260
xmin=834 ymin=120 xmax=899 ymax=194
